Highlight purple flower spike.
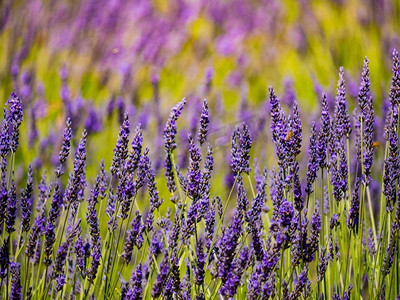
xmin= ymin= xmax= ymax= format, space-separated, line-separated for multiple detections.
xmin=63 ymin=130 xmax=88 ymax=206
xmin=164 ymin=151 xmax=176 ymax=193
xmin=198 ymin=99 xmax=209 ymax=145
xmin=231 ymin=123 xmax=252 ymax=176
xmin=358 ymin=57 xmax=374 ymax=185
xmin=6 ymin=180 xmax=17 ymax=233
xmin=317 ymin=93 xmax=331 ymax=170
xmin=194 ymin=240 xmax=206 ymax=286
xmin=218 ymin=209 xmax=243 ymax=282
xmin=199 ymin=144 xmax=213 ymax=199
xmin=10 ymin=261 xmax=22 ymax=300
xmin=111 ymin=112 xmax=130 ymax=176
xmin=43 ymin=183 xmax=62 ymax=266
xmin=219 ymin=247 xmax=250 ymax=297
xmin=187 ymin=134 xmax=202 ymax=200
xmin=7 ymin=92 xmax=23 ymax=153
xmin=75 ymin=236 xmax=86 ymax=277
xmin=306 ymin=201 xmax=321 ymax=262
xmin=290 ymin=265 xmax=310 ymax=300
xmin=151 ymin=252 xmax=170 ymax=298
xmin=292 ymin=100 xmax=302 ymax=157
xmin=279 ymin=199 xmax=294 ymax=228
xmin=163 ymin=99 xmax=186 ymax=152
xmin=55 ymin=274 xmax=65 ymax=292
xmin=25 ymin=210 xmax=45 ymax=259
xmin=389 ymin=49 xmax=400 ymax=106
xmin=269 ymin=87 xmax=288 ymax=167
xmin=122 ymin=211 xmax=144 ymax=264
xmin=126 ymin=124 xmax=143 ymax=174
xmin=306 ymin=122 xmax=318 ymax=195
xmin=334 ymin=67 xmax=352 ymax=139
xmin=128 ymin=264 xmax=143 ymax=299
xmin=87 ymin=244 xmax=101 ymax=282
xmin=383 ymin=105 xmax=398 ymax=212
xmin=0 ymin=110 xmax=10 ymax=158
xmin=21 ymin=164 xmax=33 ymax=232
xmin=56 ymin=118 xmax=73 ymax=177
xmin=317 ymin=247 xmax=328 ymax=282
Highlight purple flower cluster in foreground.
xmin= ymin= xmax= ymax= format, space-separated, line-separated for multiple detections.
xmin=1 ymin=52 xmax=400 ymax=300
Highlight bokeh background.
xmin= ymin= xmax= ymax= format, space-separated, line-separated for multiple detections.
xmin=0 ymin=0 xmax=399 ymax=186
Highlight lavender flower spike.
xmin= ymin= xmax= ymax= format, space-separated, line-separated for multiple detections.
xmin=56 ymin=118 xmax=73 ymax=177
xmin=231 ymin=123 xmax=252 ymax=175
xmin=334 ymin=67 xmax=351 ymax=139
xmin=198 ymin=99 xmax=209 ymax=145
xmin=389 ymin=49 xmax=400 ymax=106
xmin=187 ymin=134 xmax=202 ymax=200
xmin=10 ymin=261 xmax=22 ymax=300
xmin=305 ymin=122 xmax=318 ymax=195
xmin=7 ymin=92 xmax=23 ymax=153
xmin=21 ymin=164 xmax=33 ymax=232
xmin=6 ymin=180 xmax=17 ymax=233
xmin=163 ymin=98 xmax=186 ymax=152
xmin=317 ymin=93 xmax=331 ymax=170
xmin=111 ymin=112 xmax=130 ymax=176
xmin=358 ymin=57 xmax=374 ymax=185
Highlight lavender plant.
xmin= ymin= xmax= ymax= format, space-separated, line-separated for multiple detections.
xmin=0 ymin=52 xmax=400 ymax=300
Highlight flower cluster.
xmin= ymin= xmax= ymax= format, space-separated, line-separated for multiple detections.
xmin=0 ymin=51 xmax=400 ymax=300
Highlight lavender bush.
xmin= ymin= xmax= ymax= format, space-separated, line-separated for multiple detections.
xmin=1 ymin=51 xmax=400 ymax=300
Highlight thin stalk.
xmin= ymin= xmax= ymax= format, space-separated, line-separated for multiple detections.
xmin=106 ymin=216 xmax=126 ymax=295
xmin=54 ymin=202 xmax=71 ymax=257
xmin=366 ymin=187 xmax=378 ymax=246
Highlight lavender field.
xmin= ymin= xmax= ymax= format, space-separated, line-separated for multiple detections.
xmin=0 ymin=0 xmax=400 ymax=299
